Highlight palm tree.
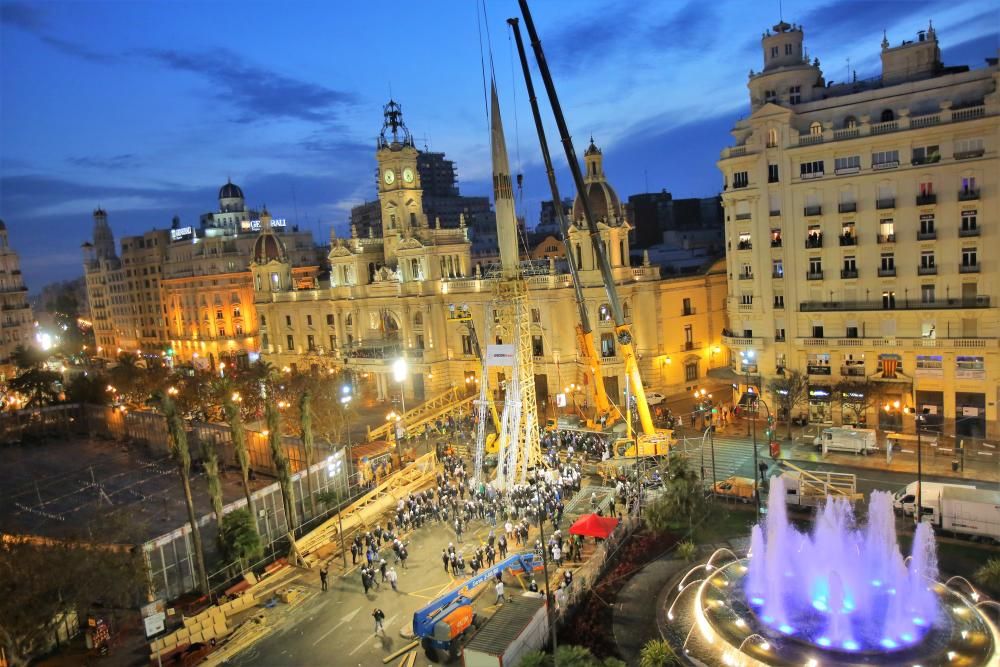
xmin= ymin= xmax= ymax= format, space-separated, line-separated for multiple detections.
xmin=159 ymin=394 xmax=210 ymax=594
xmin=267 ymin=402 xmax=297 ymax=530
xmin=200 ymin=435 xmax=225 ymax=545
xmin=299 ymin=390 xmax=317 ymax=517
xmin=9 ymin=369 xmax=61 ymax=407
xmin=223 ymin=394 xmax=256 ymax=526
xmin=639 ymin=639 xmax=682 ymax=667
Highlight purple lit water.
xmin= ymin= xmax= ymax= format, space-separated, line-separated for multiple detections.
xmin=745 ymin=476 xmax=940 ymax=652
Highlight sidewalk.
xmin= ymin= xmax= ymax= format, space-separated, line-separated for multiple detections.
xmin=612 ymin=557 xmax=689 ymax=664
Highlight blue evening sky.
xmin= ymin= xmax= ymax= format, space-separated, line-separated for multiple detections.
xmin=1 ymin=0 xmax=996 ymax=290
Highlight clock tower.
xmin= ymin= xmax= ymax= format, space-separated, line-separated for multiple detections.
xmin=376 ymin=100 xmax=427 ymax=265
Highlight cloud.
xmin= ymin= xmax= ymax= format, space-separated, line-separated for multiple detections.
xmin=141 ymin=48 xmax=356 ymax=124
xmin=68 ymin=154 xmax=142 ymax=170
xmin=0 ymin=2 xmax=115 ymax=62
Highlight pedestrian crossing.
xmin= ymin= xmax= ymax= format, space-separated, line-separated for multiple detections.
xmin=676 ymin=434 xmax=760 ymax=488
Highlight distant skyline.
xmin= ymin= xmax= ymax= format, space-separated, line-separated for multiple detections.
xmin=1 ymin=0 xmax=996 ymax=291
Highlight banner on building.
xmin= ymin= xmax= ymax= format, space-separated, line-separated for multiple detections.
xmin=485 ymin=344 xmax=515 ymax=367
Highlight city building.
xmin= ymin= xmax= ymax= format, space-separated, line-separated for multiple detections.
xmin=718 ymin=20 xmax=998 ymax=437
xmin=255 ymin=103 xmax=728 ymax=408
xmin=627 ymin=191 xmax=724 ymax=250
xmin=0 ymin=220 xmax=35 ymax=375
xmin=83 ymin=184 xmax=319 ymax=365
xmin=534 ymin=197 xmax=573 ymax=240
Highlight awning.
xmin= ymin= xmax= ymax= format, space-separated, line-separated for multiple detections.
xmin=569 ymin=513 xmax=620 ymax=539
xmin=737 ymin=392 xmax=758 ymax=407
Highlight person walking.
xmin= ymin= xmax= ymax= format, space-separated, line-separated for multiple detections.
xmin=441 ymin=549 xmax=450 ymax=574
xmin=387 ymin=566 xmax=398 ymax=592
xmin=494 ymin=579 xmax=505 ymax=605
xmin=319 ymin=565 xmax=329 ymax=592
xmin=372 ymin=608 xmax=386 ymax=635
xmin=350 ymin=542 xmax=359 ymax=566
xmin=361 ymin=569 xmax=371 ymax=595
xmin=379 ymin=559 xmax=388 ymax=583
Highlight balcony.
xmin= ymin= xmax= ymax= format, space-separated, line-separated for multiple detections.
xmin=917 ymin=230 xmax=936 ymax=240
xmin=805 ymin=234 xmax=823 ymax=249
xmin=870 ymin=119 xmax=898 ymax=135
xmin=918 ymin=265 xmax=937 ymax=275
xmin=841 ymin=366 xmax=866 ymax=377
xmin=806 ymin=270 xmax=824 ymax=280
xmin=960 ymin=263 xmax=980 ymax=273
xmin=769 ymin=210 xmax=782 ymax=217
xmin=838 ymin=202 xmax=857 ymax=213
xmin=958 ymin=189 xmax=980 ymax=201
xmin=799 ymin=296 xmax=990 ymax=311
xmin=839 ymin=235 xmax=857 ymax=246
xmin=876 ymin=198 xmax=896 ymax=210
xmin=916 ymin=193 xmax=937 ymax=206
xmin=877 ymin=234 xmax=896 ymax=244
xmin=873 ymin=160 xmax=900 ymax=171
xmin=722 ymin=334 xmax=764 ymax=350
xmin=840 ymin=269 xmax=858 ymax=279
xmin=878 ymin=267 xmax=897 ymax=277
xmin=771 ymin=271 xmax=784 ymax=279
xmin=799 ymin=134 xmax=825 ymax=146
xmin=739 ymin=273 xmax=754 ymax=280
xmin=954 ymin=149 xmax=985 ymax=160
xmin=804 ymin=205 xmax=822 ymax=216
xmin=737 ymin=241 xmax=753 ymax=250
xmin=770 ymin=238 xmax=783 ymax=247
xmin=773 ymin=301 xmax=785 ymax=310
xmin=959 ymin=226 xmax=980 ymax=237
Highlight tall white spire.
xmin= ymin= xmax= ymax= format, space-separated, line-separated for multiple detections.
xmin=490 ymin=82 xmax=519 ymax=277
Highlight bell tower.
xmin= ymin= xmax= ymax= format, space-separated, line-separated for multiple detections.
xmin=376 ymin=100 xmax=427 ymax=266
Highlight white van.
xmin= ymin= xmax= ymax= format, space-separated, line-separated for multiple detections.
xmin=892 ymin=480 xmax=976 ymax=516
xmin=813 ymin=427 xmax=878 ymax=455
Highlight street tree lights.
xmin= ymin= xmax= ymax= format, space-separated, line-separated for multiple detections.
xmin=392 ymin=358 xmax=408 ymax=465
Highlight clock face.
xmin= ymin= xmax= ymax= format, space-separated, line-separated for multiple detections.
xmin=383 ymin=169 xmax=395 ymax=185
xmin=402 ymin=168 xmax=414 ymax=184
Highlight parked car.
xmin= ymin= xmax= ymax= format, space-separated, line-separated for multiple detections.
xmin=712 ymin=476 xmax=756 ymax=502
xmin=644 ymin=392 xmax=666 ymax=406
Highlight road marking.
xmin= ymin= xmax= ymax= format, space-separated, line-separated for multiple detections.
xmin=312 ymin=606 xmax=361 ymax=646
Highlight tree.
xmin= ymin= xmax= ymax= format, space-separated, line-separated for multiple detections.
xmin=639 ymin=639 xmax=682 ymax=667
xmin=834 ymin=378 xmax=878 ymax=426
xmin=8 ymin=369 xmax=61 ymax=407
xmin=10 ymin=344 xmax=46 ymax=371
xmin=219 ymin=509 xmax=264 ymax=567
xmin=65 ymin=372 xmax=108 ymax=405
xmin=223 ymin=394 xmax=256 ymax=528
xmin=158 ymin=394 xmax=210 ymax=594
xmin=267 ymin=402 xmax=298 ymax=530
xmin=299 ymin=390 xmax=317 ymax=517
xmin=767 ymin=369 xmax=809 ymax=439
xmin=974 ymin=558 xmax=1000 ymax=596
xmin=645 ymin=455 xmax=703 ymax=535
xmin=0 ymin=518 xmax=147 ymax=666
xmin=200 ymin=436 xmax=225 ymax=545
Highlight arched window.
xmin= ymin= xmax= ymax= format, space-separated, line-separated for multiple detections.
xmin=767 ymin=128 xmax=778 ymax=147
xmin=413 ymin=311 xmax=423 ymax=327
xmin=809 ymin=121 xmax=822 ymax=136
xmin=575 ymin=243 xmax=582 ymax=269
xmin=622 ymin=301 xmax=631 ymax=320
xmin=345 ymin=313 xmax=353 ymax=327
xmin=880 ymin=109 xmax=894 ymax=123
xmin=598 ymin=304 xmax=612 ymax=321
xmin=843 ymin=116 xmax=857 ymax=129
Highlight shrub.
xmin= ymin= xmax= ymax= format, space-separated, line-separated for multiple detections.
xmin=676 ymin=540 xmax=697 ymax=562
xmin=639 ymin=639 xmax=682 ymax=667
xmin=974 ymin=558 xmax=1000 ymax=595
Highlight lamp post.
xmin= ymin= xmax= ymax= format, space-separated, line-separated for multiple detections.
xmin=740 ymin=350 xmax=761 ymax=520
xmin=340 ymin=385 xmax=353 ymax=488
xmin=392 ymin=358 xmax=408 ymax=465
xmin=530 ymin=470 xmax=558 ymax=658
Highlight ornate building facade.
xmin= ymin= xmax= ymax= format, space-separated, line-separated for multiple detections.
xmin=255 ymin=103 xmax=728 ymax=409
xmin=718 ymin=20 xmax=998 ymax=437
xmin=0 ymin=220 xmax=35 ymax=375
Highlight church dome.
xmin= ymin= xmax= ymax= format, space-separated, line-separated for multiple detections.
xmin=219 ymin=179 xmax=244 ymax=200
xmin=252 ymin=233 xmax=286 ymax=263
xmin=573 ymin=181 xmax=622 ymax=223
xmin=0 ymin=219 xmax=5 ymax=231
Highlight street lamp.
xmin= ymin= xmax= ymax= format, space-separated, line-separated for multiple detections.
xmin=392 ymin=358 xmax=408 ymax=465
xmin=740 ymin=350 xmax=762 ymax=519
xmin=337 ymin=384 xmax=353 ymax=569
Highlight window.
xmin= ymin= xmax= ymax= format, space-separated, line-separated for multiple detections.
xmin=872 ymin=150 xmax=899 ymax=169
xmin=768 ymin=164 xmax=779 ymax=183
xmin=532 ymin=335 xmax=544 ymax=357
xmin=800 ymin=160 xmax=824 ymax=178
xmin=789 ymin=85 xmax=801 ymax=104
xmin=920 ymin=251 xmax=935 ymax=268
xmin=329 ymin=334 xmax=336 ymax=349
xmin=684 ymin=361 xmax=699 ymax=382
xmin=770 ymin=46 xmax=779 ymax=58
xmin=881 ymin=253 xmax=895 ymax=270
xmin=773 ymin=294 xmax=785 ymax=308
xmin=307 ymin=334 xmax=315 ymax=351
xmin=882 ymin=290 xmax=896 ymax=309
xmin=775 ymin=327 xmax=786 ymax=342
xmin=217 ymin=327 xmax=225 ymax=338
xmin=812 ymin=325 xmax=825 ymax=338
xmin=684 ymin=325 xmax=694 ymax=346
xmin=600 ymin=333 xmax=615 ymax=358
xmin=262 ymin=333 xmax=269 ymax=348
xmin=286 ymin=335 xmax=295 ymax=351
xmin=738 ymin=232 xmax=752 ymax=250
xmin=531 ymin=308 xmax=541 ymax=323
xmin=326 ymin=313 xmax=334 ymax=325
xmin=834 ymin=155 xmax=861 ymax=174
xmin=954 ymin=138 xmax=984 ymax=158
xmin=843 ymin=256 xmax=857 ymax=271
xmin=879 ymin=219 xmax=895 ymax=242
xmin=270 ymin=272 xmax=279 ymax=290
xmin=920 ymin=214 xmax=935 ymax=235
xmin=843 ymin=116 xmax=858 ymax=129
xmin=880 ymin=109 xmax=894 ymax=122
xmin=770 ymin=228 xmax=782 ymax=246
xmin=306 ymin=314 xmax=313 ymax=326
xmin=961 ymin=210 xmax=977 ymax=232
xmin=767 ymin=128 xmax=778 ymax=147
xmin=598 ymin=304 xmax=612 ymax=321
xmin=845 ymin=326 xmax=858 ymax=338
xmin=912 ymin=145 xmax=940 ymax=164
xmin=740 ymin=293 xmax=753 ymax=305
xmin=285 ymin=315 xmax=292 ymax=326
xmin=809 ymin=121 xmax=822 ymax=136
xmin=233 ymin=306 xmax=241 ymax=319
xmin=764 ymin=89 xmax=777 ymax=103
xmin=461 ymin=334 xmax=474 ymax=355
xmin=916 ymin=355 xmax=942 ymax=372
xmin=921 ymin=284 xmax=936 ymax=303
xmin=772 ymin=259 xmax=784 ymax=277
xmin=785 ymin=43 xmax=793 ymax=55
xmin=682 ymin=298 xmax=693 ymax=315
xmin=809 ymin=257 xmax=822 ymax=274
xmin=216 ymin=309 xmax=223 ymax=320
xmin=733 ymin=171 xmax=749 ymax=188
xmin=962 ymin=247 xmax=978 ymax=267
xmin=235 ymin=323 xmax=243 ymax=335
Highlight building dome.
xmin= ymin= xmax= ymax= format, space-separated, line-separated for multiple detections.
xmin=0 ymin=219 xmax=5 ymax=231
xmin=573 ymin=181 xmax=622 ymax=223
xmin=219 ymin=179 xmax=244 ymax=200
xmin=252 ymin=233 xmax=286 ymax=263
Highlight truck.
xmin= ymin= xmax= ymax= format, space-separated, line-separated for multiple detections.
xmin=919 ymin=486 xmax=1000 ymax=542
xmin=411 ymin=552 xmax=543 ymax=662
xmin=778 ymin=462 xmax=861 ymax=508
xmin=712 ymin=476 xmax=756 ymax=503
xmin=462 ymin=594 xmax=548 ymax=667
xmin=892 ymin=480 xmax=977 ymax=517
xmin=613 ymin=431 xmax=677 ymax=459
xmin=813 ymin=427 xmax=878 ymax=455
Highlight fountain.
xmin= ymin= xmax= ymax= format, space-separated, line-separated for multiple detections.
xmin=667 ymin=475 xmax=999 ymax=666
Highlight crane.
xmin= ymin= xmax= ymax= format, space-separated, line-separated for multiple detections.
xmin=447 ymin=305 xmax=502 ymax=455
xmin=510 ymin=9 xmax=665 ymax=449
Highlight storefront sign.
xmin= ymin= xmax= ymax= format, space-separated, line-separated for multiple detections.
xmin=962 ymin=406 xmax=979 ymax=417
xmin=241 ymin=218 xmax=288 ymax=232
xmin=170 ymin=226 xmax=194 ymax=241
xmin=809 ymin=389 xmax=830 ymax=399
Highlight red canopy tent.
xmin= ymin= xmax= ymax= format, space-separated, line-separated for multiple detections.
xmin=568 ymin=513 xmax=620 ymax=539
